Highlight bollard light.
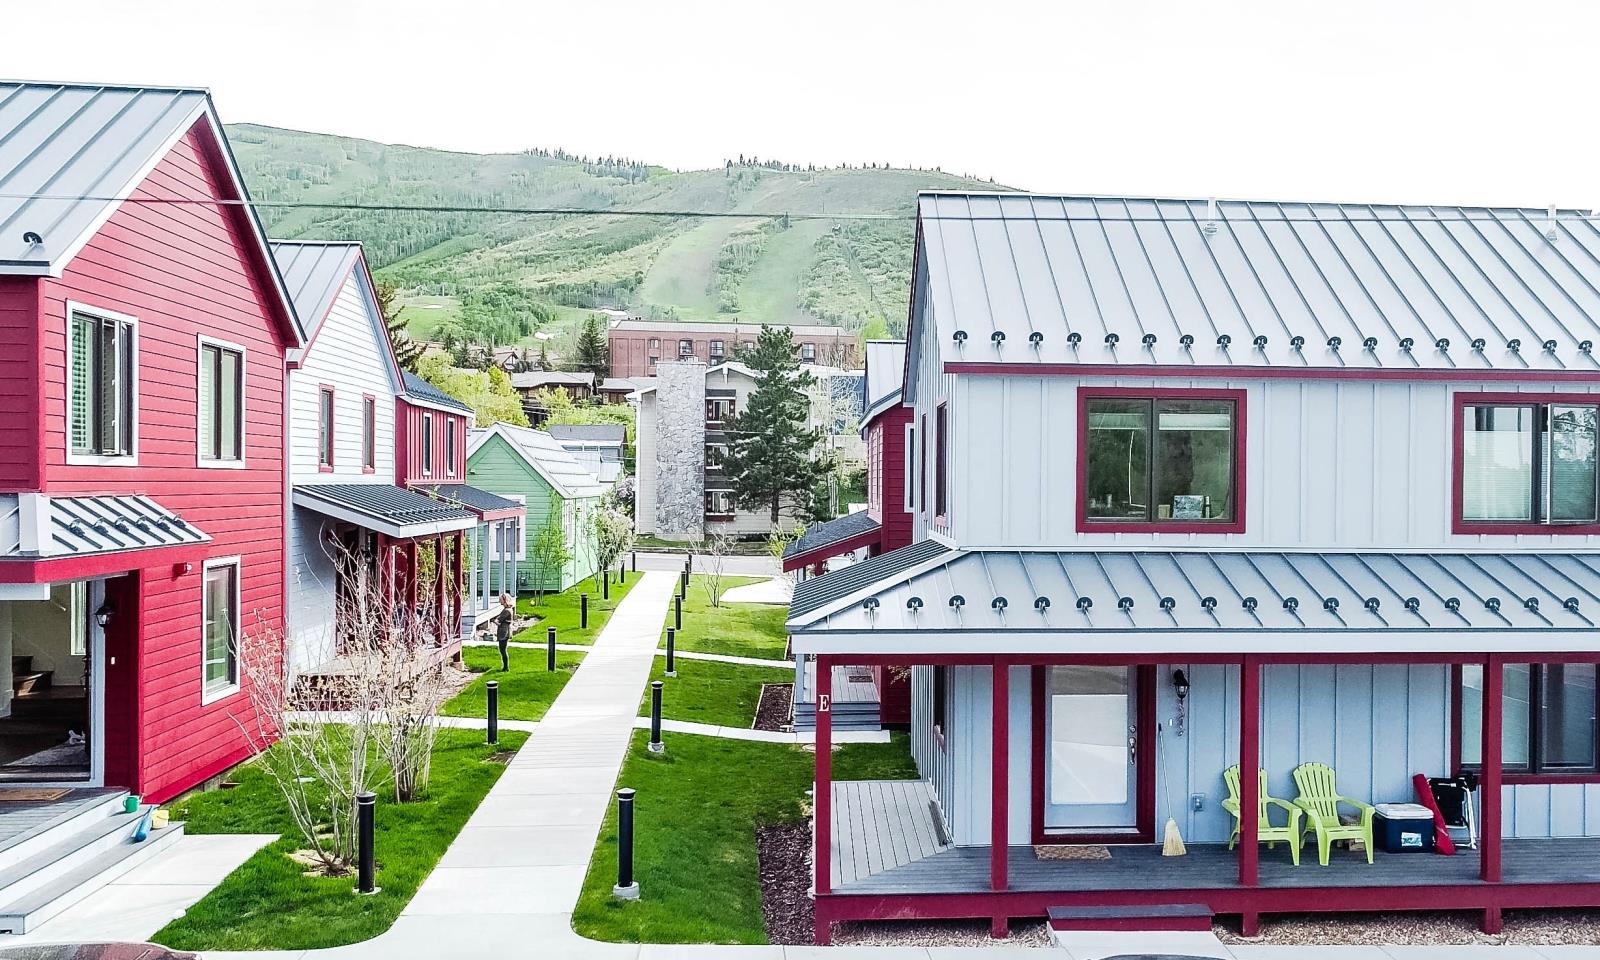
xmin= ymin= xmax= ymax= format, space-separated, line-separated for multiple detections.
xmin=356 ymin=791 xmax=378 ymax=894
xmin=603 ymin=570 xmax=610 ymax=599
xmin=648 ymin=680 xmax=664 ymax=754
xmin=581 ymin=592 xmax=590 ymax=629
xmin=631 ymin=550 xmax=637 ymax=572
xmin=547 ymin=626 xmax=557 ymax=672
xmin=619 ymin=560 xmax=626 ymax=584
xmin=674 ymin=594 xmax=682 ymax=631
xmin=679 ymin=569 xmax=688 ymax=600
xmin=487 ymin=680 xmax=499 ymax=745
xmin=612 ymin=788 xmax=640 ymax=899
xmin=665 ymin=628 xmax=677 ymax=678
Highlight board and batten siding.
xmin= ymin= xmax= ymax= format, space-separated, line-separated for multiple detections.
xmin=37 ymin=123 xmax=294 ymax=802
xmin=910 ymin=664 xmax=1031 ymax=847
xmin=947 ymin=374 xmax=1600 ymax=550
xmin=396 ymin=400 xmax=467 ymax=486
xmin=465 ymin=434 xmax=599 ymax=591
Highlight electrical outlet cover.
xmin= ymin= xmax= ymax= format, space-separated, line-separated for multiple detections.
xmin=1190 ymin=793 xmax=1205 ymax=811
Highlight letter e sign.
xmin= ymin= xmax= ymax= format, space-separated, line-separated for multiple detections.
xmin=818 ymin=694 xmax=831 ymax=713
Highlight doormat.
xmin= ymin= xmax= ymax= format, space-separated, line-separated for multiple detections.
xmin=0 ymin=788 xmax=71 ymax=802
xmin=847 ymin=673 xmax=873 ymax=684
xmin=1034 ymin=844 xmax=1112 ymax=861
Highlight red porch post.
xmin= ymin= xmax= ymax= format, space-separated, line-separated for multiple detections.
xmin=1479 ymin=654 xmax=1504 ymax=932
xmin=406 ymin=540 xmax=419 ymax=626
xmin=1238 ymin=655 xmax=1261 ymax=887
xmin=433 ymin=534 xmax=447 ymax=641
xmin=990 ymin=660 xmax=1009 ymax=939
xmin=814 ymin=653 xmax=833 ymax=945
xmin=452 ymin=532 xmax=465 ymax=641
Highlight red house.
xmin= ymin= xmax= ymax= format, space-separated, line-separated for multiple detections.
xmin=0 ymin=82 xmax=303 ymax=804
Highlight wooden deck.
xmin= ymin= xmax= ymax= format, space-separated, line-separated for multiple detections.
xmin=830 ymin=780 xmax=949 ymax=888
xmin=801 ymin=662 xmax=879 ymax=705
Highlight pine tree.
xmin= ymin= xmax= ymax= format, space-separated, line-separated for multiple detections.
xmin=374 ymin=281 xmax=423 ymax=372
xmin=720 ymin=326 xmax=833 ymax=524
xmin=537 ymin=340 xmax=552 ymax=371
xmin=572 ymin=314 xmax=609 ymax=377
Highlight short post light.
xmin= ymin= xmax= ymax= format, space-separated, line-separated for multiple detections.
xmin=581 ymin=592 xmax=590 ymax=629
xmin=619 ymin=559 xmax=626 ymax=584
xmin=674 ymin=594 xmax=682 ymax=631
xmin=356 ymin=791 xmax=378 ymax=895
xmin=631 ymin=550 xmax=637 ymax=572
xmin=486 ymin=680 xmax=499 ymax=745
xmin=603 ymin=569 xmax=610 ymax=600
xmin=679 ymin=568 xmax=688 ymax=600
xmin=612 ymin=788 xmax=640 ymax=900
xmin=665 ymin=628 xmax=677 ymax=678
xmin=648 ymin=680 xmax=665 ymax=754
xmin=547 ymin=626 xmax=557 ymax=672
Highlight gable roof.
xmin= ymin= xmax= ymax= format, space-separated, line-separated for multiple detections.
xmin=781 ymin=510 xmax=882 ymax=571
xmin=546 ymin=424 xmax=626 ymax=444
xmin=635 ymin=361 xmax=758 ymax=395
xmin=863 ymin=340 xmax=906 ymax=423
xmin=511 ymin=370 xmax=595 ymax=390
xmin=0 ymin=81 xmax=304 ymax=342
xmin=917 ymin=192 xmax=1600 ymax=375
xmin=401 ymin=372 xmax=474 ymax=416
xmin=270 ymin=241 xmax=362 ymax=335
xmin=468 ymin=423 xmax=606 ymax=499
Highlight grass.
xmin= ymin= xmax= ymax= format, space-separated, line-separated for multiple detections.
xmin=156 ymin=728 xmax=528 ymax=951
xmin=573 ymin=730 xmax=916 ymax=944
xmin=663 ymin=575 xmax=789 ymax=660
xmin=836 ymin=731 xmax=918 ymax=780
xmin=442 ymin=644 xmax=586 ymax=721
xmin=638 ymin=658 xmax=791 ymax=728
xmin=516 ymin=572 xmax=638 ymax=645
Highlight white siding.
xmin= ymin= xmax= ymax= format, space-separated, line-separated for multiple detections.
xmin=287 ymin=510 xmax=338 ymax=673
xmin=288 ymin=272 xmax=398 ymax=484
xmin=912 ymin=664 xmax=1032 ymax=847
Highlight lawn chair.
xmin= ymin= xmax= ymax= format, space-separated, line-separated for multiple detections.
xmin=1223 ymin=765 xmax=1303 ymax=866
xmin=1429 ymin=774 xmax=1478 ymax=850
xmin=1291 ymin=762 xmax=1375 ymax=866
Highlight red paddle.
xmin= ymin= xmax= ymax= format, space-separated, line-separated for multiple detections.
xmin=1412 ymin=773 xmax=1457 ymax=855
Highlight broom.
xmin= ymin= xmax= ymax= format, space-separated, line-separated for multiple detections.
xmin=1158 ymin=722 xmax=1187 ymax=856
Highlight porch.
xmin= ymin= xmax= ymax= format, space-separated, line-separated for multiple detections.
xmin=793 ymin=660 xmax=880 ymax=732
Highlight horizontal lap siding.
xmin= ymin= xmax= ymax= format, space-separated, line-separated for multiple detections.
xmin=465 ymin=435 xmax=557 ymax=590
xmin=41 ymin=124 xmax=291 ymax=802
xmin=290 ymin=273 xmax=396 ymax=483
xmin=0 ymin=279 xmax=40 ymax=490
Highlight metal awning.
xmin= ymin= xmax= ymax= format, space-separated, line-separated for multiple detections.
xmin=294 ymin=484 xmax=475 ymax=539
xmin=1 ymin=493 xmax=209 ymax=559
xmin=782 ymin=511 xmax=882 ymax=571
xmin=413 ymin=484 xmax=525 ymax=521
xmin=789 ymin=546 xmax=1600 ymax=655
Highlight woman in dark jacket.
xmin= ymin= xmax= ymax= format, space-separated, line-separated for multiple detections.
xmin=495 ymin=593 xmax=515 ymax=670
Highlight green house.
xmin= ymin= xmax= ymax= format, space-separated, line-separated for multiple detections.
xmin=466 ymin=423 xmax=607 ymax=593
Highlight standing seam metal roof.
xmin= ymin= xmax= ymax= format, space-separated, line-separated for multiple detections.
xmin=782 ymin=511 xmax=882 ymax=561
xmin=294 ymin=483 xmax=475 ymax=527
xmin=863 ymin=340 xmax=906 ymax=422
xmin=0 ymin=494 xmax=210 ymax=559
xmin=270 ymin=241 xmax=362 ymax=336
xmin=790 ymin=539 xmax=953 ymax=618
xmin=471 ymin=424 xmax=607 ymax=499
xmin=919 ymin=192 xmax=1600 ymax=373
xmin=401 ymin=372 xmax=474 ymax=416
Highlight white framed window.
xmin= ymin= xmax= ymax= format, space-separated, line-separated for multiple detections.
xmin=67 ymin=581 xmax=88 ymax=657
xmin=904 ymin=422 xmax=916 ymax=513
xmin=67 ymin=303 xmax=138 ymax=464
xmin=445 ymin=418 xmax=457 ymax=477
xmin=706 ymin=490 xmax=735 ymax=516
xmin=421 ymin=412 xmax=434 ymax=475
xmin=201 ymin=558 xmax=241 ymax=703
xmin=800 ymin=342 xmax=817 ymax=362
xmin=197 ymin=335 xmax=245 ymax=467
xmin=502 ymin=495 xmax=527 ymax=561
xmin=318 ymin=387 xmax=335 ymax=470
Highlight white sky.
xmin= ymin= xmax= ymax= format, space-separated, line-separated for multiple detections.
xmin=10 ymin=0 xmax=1600 ymax=209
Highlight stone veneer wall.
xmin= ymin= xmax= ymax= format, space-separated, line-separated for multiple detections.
xmin=653 ymin=359 xmax=706 ymax=540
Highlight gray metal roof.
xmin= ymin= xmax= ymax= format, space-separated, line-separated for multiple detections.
xmin=790 ymin=539 xmax=953 ymax=619
xmin=0 ymin=493 xmax=209 ymax=559
xmin=546 ymin=424 xmax=626 ymax=443
xmin=783 ymin=511 xmax=881 ymax=561
xmin=469 ymin=424 xmax=607 ymax=499
xmin=414 ymin=483 xmax=525 ymax=516
xmin=511 ymin=371 xmax=596 ymax=390
xmin=863 ymin=340 xmax=906 ymax=422
xmin=790 ymin=548 xmax=1600 ymax=641
xmin=294 ymin=483 xmax=475 ymax=536
xmin=270 ymin=241 xmax=361 ymax=334
xmin=918 ymin=192 xmax=1600 ymax=373
xmin=401 ymin=372 xmax=474 ymax=416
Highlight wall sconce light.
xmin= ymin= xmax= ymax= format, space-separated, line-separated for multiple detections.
xmin=1172 ymin=669 xmax=1191 ymax=737
xmin=94 ymin=601 xmax=115 ymax=629
xmin=174 ymin=561 xmax=193 ymax=577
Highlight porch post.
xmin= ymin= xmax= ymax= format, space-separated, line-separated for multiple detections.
xmin=990 ymin=659 xmax=1009 ymax=939
xmin=1480 ymin=654 xmax=1503 ymax=886
xmin=376 ymin=534 xmax=390 ymax=614
xmin=814 ymin=652 xmax=833 ymax=943
xmin=1238 ymin=655 xmax=1261 ymax=888
xmin=452 ymin=532 xmax=465 ymax=639
xmin=406 ymin=540 xmax=419 ymax=625
xmin=793 ymin=652 xmax=807 ymax=705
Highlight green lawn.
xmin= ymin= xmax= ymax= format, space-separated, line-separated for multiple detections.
xmin=662 ymin=575 xmax=789 ymax=660
xmin=156 ymin=728 xmax=528 ymax=951
xmin=638 ymin=658 xmax=790 ymax=728
xmin=573 ymin=730 xmax=917 ymax=944
xmin=517 ymin=572 xmax=638 ymax=645
xmin=443 ymin=644 xmax=585 ymax=722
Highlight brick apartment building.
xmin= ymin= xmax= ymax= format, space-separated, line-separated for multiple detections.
xmin=607 ymin=318 xmax=860 ymax=378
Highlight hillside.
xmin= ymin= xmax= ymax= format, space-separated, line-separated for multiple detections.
xmin=224 ymin=124 xmax=1006 ymax=353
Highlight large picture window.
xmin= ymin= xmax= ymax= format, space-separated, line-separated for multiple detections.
xmin=1459 ymin=399 xmax=1599 ymax=529
xmin=202 ymin=560 xmax=240 ymax=701
xmin=1080 ymin=391 xmax=1242 ymax=530
xmin=68 ymin=307 xmax=136 ymax=460
xmin=1459 ymin=663 xmax=1598 ymax=777
xmin=198 ymin=340 xmax=243 ymax=464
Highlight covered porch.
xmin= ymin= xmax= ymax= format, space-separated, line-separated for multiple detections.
xmin=411 ymin=484 xmax=526 ymax=636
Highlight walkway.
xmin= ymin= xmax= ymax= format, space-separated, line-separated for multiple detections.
xmin=465 ymin=637 xmax=790 ymax=670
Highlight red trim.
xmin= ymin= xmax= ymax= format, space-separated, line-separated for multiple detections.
xmin=1448 ymin=657 xmax=1600 ymax=783
xmin=0 ymin=543 xmax=207 ymax=584
xmin=1480 ymin=653 xmax=1503 ymax=883
xmin=1029 ymin=664 xmax=1156 ymax=844
xmin=991 ymin=663 xmax=1008 ymax=892
xmin=318 ymin=384 xmax=335 ymax=472
xmin=1075 ymin=386 xmax=1248 ymax=534
xmin=1050 ymin=912 xmax=1213 ymax=932
xmin=782 ymin=527 xmax=884 ymax=573
xmin=1451 ymin=391 xmax=1600 ymax=535
xmin=1239 ymin=656 xmax=1261 ymax=887
xmin=815 ymin=654 xmax=833 ymax=897
xmin=1450 ymin=663 xmax=1464 ymax=775
xmin=821 ymin=651 xmax=1600 ymax=668
xmin=946 ymin=361 xmax=1600 ymax=383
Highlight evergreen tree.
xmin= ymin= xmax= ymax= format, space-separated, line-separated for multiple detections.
xmin=374 ymin=280 xmax=423 ymax=372
xmin=720 ymin=326 xmax=833 ymax=524
xmin=572 ymin=314 xmax=609 ymax=377
xmin=537 ymin=340 xmax=552 ymax=371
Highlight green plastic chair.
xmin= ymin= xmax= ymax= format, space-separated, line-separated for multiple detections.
xmin=1222 ymin=765 xmax=1302 ymax=866
xmin=1291 ymin=762 xmax=1375 ymax=866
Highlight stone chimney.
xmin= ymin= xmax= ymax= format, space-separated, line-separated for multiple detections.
xmin=653 ymin=359 xmax=706 ymax=540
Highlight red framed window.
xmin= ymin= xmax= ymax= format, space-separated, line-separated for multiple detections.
xmin=1453 ymin=392 xmax=1600 ymax=534
xmin=935 ymin=403 xmax=948 ymax=519
xmin=317 ymin=386 xmax=335 ymax=471
xmin=1076 ymin=386 xmax=1246 ymax=534
xmin=1453 ymin=661 xmax=1600 ymax=783
xmin=361 ymin=395 xmax=376 ymax=473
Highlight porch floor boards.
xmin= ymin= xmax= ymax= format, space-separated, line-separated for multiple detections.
xmin=830 ymin=780 xmax=949 ymax=888
xmin=0 ymin=788 xmax=121 ymax=855
xmin=830 ymin=838 xmax=1600 ymax=895
xmin=801 ymin=662 xmax=879 ymax=705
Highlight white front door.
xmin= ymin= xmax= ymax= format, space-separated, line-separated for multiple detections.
xmin=1043 ymin=665 xmax=1139 ymax=833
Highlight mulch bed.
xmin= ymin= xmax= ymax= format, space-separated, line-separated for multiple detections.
xmin=756 ymin=821 xmax=814 ymax=944
xmin=754 ymin=683 xmax=793 ymax=732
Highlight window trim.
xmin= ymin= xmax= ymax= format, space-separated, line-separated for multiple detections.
xmin=1452 ymin=391 xmax=1600 ymax=535
xmin=421 ymin=411 xmax=434 ymax=476
xmin=361 ymin=394 xmax=377 ymax=474
xmin=935 ymin=403 xmax=949 ymax=521
xmin=678 ymin=338 xmax=694 ymax=358
xmin=903 ymin=422 xmax=916 ymax=514
xmin=1450 ymin=660 xmax=1600 ymax=784
xmin=317 ymin=385 xmax=336 ymax=473
xmin=1074 ymin=386 xmax=1248 ymax=535
xmin=65 ymin=301 xmax=140 ymax=466
xmin=200 ymin=556 xmax=242 ymax=705
xmin=445 ymin=417 xmax=458 ymax=478
xmin=196 ymin=334 xmax=247 ymax=469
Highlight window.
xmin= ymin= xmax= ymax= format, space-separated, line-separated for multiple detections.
xmin=919 ymin=413 xmax=928 ymax=511
xmin=932 ymin=665 xmax=947 ymax=736
xmin=421 ymin=412 xmax=434 ymax=475
xmin=202 ymin=560 xmax=240 ymax=701
xmin=317 ymin=387 xmax=335 ymax=470
xmin=706 ymin=490 xmax=735 ymax=516
xmin=705 ymin=443 xmax=727 ymax=468
xmin=445 ymin=419 xmax=457 ymax=476
xmin=800 ymin=342 xmax=816 ymax=363
xmin=678 ymin=339 xmax=694 ymax=358
xmin=66 ymin=581 xmax=88 ymax=657
xmin=1458 ymin=398 xmax=1599 ymax=529
xmin=935 ymin=403 xmax=948 ymax=517
xmin=904 ymin=423 xmax=917 ymax=512
xmin=68 ymin=307 xmax=136 ymax=460
xmin=1081 ymin=391 xmax=1241 ymax=529
xmin=648 ymin=337 xmax=660 ymax=352
xmin=501 ymin=495 xmax=527 ymax=560
xmin=706 ymin=398 xmax=734 ymax=423
xmin=198 ymin=340 xmax=243 ymax=464
xmin=710 ymin=339 xmax=725 ymax=359
xmin=362 ymin=396 xmax=376 ymax=472
xmin=1460 ymin=663 xmax=1598 ymax=776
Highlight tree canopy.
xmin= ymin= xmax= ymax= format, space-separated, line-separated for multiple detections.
xmin=719 ymin=326 xmax=833 ymax=523
xmin=417 ymin=356 xmax=529 ymax=427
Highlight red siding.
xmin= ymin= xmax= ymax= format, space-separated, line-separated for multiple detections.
xmin=868 ymin=405 xmax=914 ymax=552
xmin=38 ymin=122 xmax=294 ymax=801
xmin=0 ymin=278 xmax=41 ymax=491
xmin=395 ymin=399 xmax=468 ymax=486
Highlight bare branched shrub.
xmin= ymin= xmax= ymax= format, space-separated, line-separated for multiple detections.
xmin=701 ymin=528 xmax=734 ymax=608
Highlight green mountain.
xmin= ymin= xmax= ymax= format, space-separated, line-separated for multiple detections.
xmin=224 ymin=123 xmax=1005 ymax=351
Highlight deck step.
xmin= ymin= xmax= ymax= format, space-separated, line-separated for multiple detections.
xmin=0 ymin=791 xmax=127 ymax=872
xmin=0 ymin=813 xmax=185 ymax=934
xmin=1047 ymin=903 xmax=1214 ymax=932
xmin=11 ymin=671 xmax=51 ymax=697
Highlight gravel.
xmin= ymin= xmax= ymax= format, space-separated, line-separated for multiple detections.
xmin=1216 ymin=908 xmax=1600 ymax=945
xmin=833 ymin=918 xmax=1055 ymax=948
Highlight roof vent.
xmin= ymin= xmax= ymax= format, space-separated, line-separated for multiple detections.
xmin=1034 ymin=596 xmax=1051 ymax=611
xmin=1216 ymin=334 xmax=1231 ymax=347
xmin=1399 ymin=337 xmax=1415 ymax=352
xmin=1485 ymin=597 xmax=1502 ymax=612
xmin=1583 ymin=340 xmax=1594 ymax=354
xmin=1404 ymin=597 xmax=1421 ymax=611
xmin=1028 ymin=331 xmax=1044 ymax=346
xmin=1328 ymin=336 xmax=1342 ymax=350
xmin=862 ymin=597 xmax=880 ymax=612
xmin=1364 ymin=597 xmax=1380 ymax=611
xmin=1471 ymin=338 xmax=1487 ymax=351
xmin=1362 ymin=336 xmax=1379 ymax=350
xmin=1242 ymin=596 xmax=1258 ymax=611
xmin=1076 ymin=596 xmax=1093 ymax=610
xmin=1525 ymin=596 xmax=1540 ymax=611
xmin=1283 ymin=597 xmax=1299 ymax=610
xmin=1324 ymin=597 xmax=1340 ymax=611
xmin=1507 ymin=339 xmax=1522 ymax=353
xmin=991 ymin=596 xmax=1008 ymax=611
xmin=1436 ymin=338 xmax=1450 ymax=351
xmin=991 ymin=330 xmax=1006 ymax=345
xmin=906 ymin=596 xmax=924 ymax=612
xmin=1159 ymin=596 xmax=1176 ymax=610
xmin=1104 ymin=333 xmax=1119 ymax=346
xmin=1067 ymin=332 xmax=1083 ymax=346
xmin=1117 ymin=596 xmax=1134 ymax=610
xmin=1290 ymin=335 xmax=1306 ymax=350
xmin=1203 ymin=197 xmax=1219 ymax=236
xmin=1252 ymin=335 xmax=1268 ymax=349
xmin=1445 ymin=597 xmax=1461 ymax=611
xmin=1200 ymin=596 xmax=1218 ymax=610
xmin=1179 ymin=334 xmax=1195 ymax=348
xmin=949 ymin=594 xmax=965 ymax=610
xmin=953 ymin=330 xmax=968 ymax=344
xmin=1142 ymin=333 xmax=1157 ymax=346
xmin=1565 ymin=597 xmax=1581 ymax=612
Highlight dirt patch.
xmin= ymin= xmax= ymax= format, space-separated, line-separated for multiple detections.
xmin=287 ymin=848 xmax=351 ymax=877
xmin=754 ymin=683 xmax=793 ymax=732
xmin=757 ymin=821 xmax=813 ymax=944
xmin=1215 ymin=907 xmax=1600 ymax=945
xmin=483 ymin=750 xmax=517 ymax=765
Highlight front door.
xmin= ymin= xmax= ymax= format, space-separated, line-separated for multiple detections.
xmin=1043 ymin=665 xmax=1140 ymax=834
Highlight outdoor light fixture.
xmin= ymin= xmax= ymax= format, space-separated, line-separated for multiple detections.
xmin=1142 ymin=333 xmax=1157 ymax=346
xmin=1172 ymin=669 xmax=1190 ymax=737
xmin=1327 ymin=336 xmax=1342 ymax=349
xmin=1067 ymin=332 xmax=1083 ymax=346
xmin=173 ymin=561 xmax=192 ymax=577
xmin=94 ymin=601 xmax=114 ymax=629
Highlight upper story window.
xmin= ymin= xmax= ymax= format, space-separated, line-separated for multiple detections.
xmin=318 ymin=387 xmax=335 ymax=471
xmin=445 ymin=418 xmax=458 ymax=476
xmin=1079 ymin=389 xmax=1243 ymax=532
xmin=648 ymin=337 xmax=660 ymax=352
xmin=198 ymin=339 xmax=244 ymax=465
xmin=800 ymin=342 xmax=817 ymax=363
xmin=935 ymin=403 xmax=948 ymax=518
xmin=68 ymin=306 xmax=136 ymax=462
xmin=1459 ymin=662 xmax=1598 ymax=778
xmin=421 ymin=412 xmax=434 ymax=475
xmin=678 ymin=339 xmax=694 ymax=358
xmin=710 ymin=340 xmax=725 ymax=359
xmin=904 ymin=423 xmax=917 ymax=512
xmin=706 ymin=398 xmax=735 ymax=423
xmin=706 ymin=489 xmax=735 ymax=516
xmin=362 ymin=396 xmax=376 ymax=472
xmin=705 ymin=443 xmax=727 ymax=468
xmin=1457 ymin=396 xmax=1599 ymax=532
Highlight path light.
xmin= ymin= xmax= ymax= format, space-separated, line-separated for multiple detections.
xmin=619 ymin=560 xmax=626 ymax=584
xmin=674 ymin=594 xmax=682 ymax=631
xmin=648 ymin=682 xmax=665 ymax=754
xmin=547 ymin=627 xmax=557 ymax=672
xmin=357 ymin=792 xmax=378 ymax=895
xmin=665 ymin=629 xmax=677 ymax=677
xmin=612 ymin=789 xmax=640 ymax=900
xmin=603 ymin=570 xmax=610 ymax=600
xmin=581 ymin=593 xmax=590 ymax=629
xmin=487 ymin=680 xmax=499 ymax=745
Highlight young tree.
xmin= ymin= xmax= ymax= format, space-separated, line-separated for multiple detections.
xmin=572 ymin=314 xmax=609 ymax=377
xmin=720 ymin=326 xmax=833 ymax=524
xmin=536 ymin=340 xmax=552 ymax=371
xmin=528 ymin=517 xmax=572 ymax=600
xmin=589 ymin=504 xmax=634 ymax=587
xmin=700 ymin=529 xmax=734 ymax=608
xmin=375 ymin=281 xmax=424 ymax=372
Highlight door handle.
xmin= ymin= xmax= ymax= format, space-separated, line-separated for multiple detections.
xmin=1128 ymin=724 xmax=1137 ymax=765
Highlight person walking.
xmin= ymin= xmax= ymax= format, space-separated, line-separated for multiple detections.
xmin=494 ymin=592 xmax=515 ymax=671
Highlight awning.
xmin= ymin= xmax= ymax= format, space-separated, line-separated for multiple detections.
xmin=788 ymin=545 xmax=1600 ymax=655
xmin=294 ymin=484 xmax=476 ymax=539
xmin=0 ymin=493 xmax=210 ymax=585
xmin=782 ymin=511 xmax=882 ymax=572
xmin=413 ymin=484 xmax=525 ymax=522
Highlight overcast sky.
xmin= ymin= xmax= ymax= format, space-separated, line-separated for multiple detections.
xmin=10 ymin=0 xmax=1599 ymax=209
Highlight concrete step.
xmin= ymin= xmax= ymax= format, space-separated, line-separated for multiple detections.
xmin=0 ymin=812 xmax=185 ymax=934
xmin=0 ymin=792 xmax=127 ymax=873
xmin=1047 ymin=903 xmax=1214 ymax=932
